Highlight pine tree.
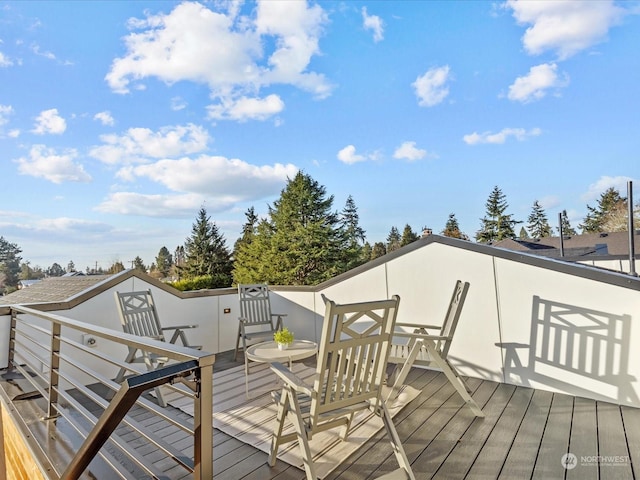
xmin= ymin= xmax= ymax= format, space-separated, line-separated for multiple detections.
xmin=579 ymin=187 xmax=626 ymax=233
xmin=233 ymin=171 xmax=344 ymax=286
xmin=557 ymin=210 xmax=577 ymax=236
xmin=0 ymin=236 xmax=22 ymax=294
xmin=519 ymin=226 xmax=529 ymax=239
xmin=475 ymin=186 xmax=520 ymax=243
xmin=233 ymin=207 xmax=259 ymax=255
xmin=527 ymin=200 xmax=552 ymax=239
xmin=132 ymin=256 xmax=146 ymax=271
xmin=371 ymin=242 xmax=387 ymax=260
xmin=386 ymin=226 xmax=401 ymax=252
xmin=400 ymin=224 xmax=419 ymax=246
xmin=339 ymin=195 xmax=367 ymax=270
xmin=441 ymin=213 xmax=468 ymax=239
xmin=182 ymin=207 xmax=233 ymax=286
xmin=155 ymin=246 xmax=173 ymax=277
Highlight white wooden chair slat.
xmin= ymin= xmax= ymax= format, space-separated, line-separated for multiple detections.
xmin=268 ymin=294 xmax=416 ymax=480
xmin=387 ymin=280 xmax=484 ymax=417
xmin=113 ymin=289 xmax=200 ymax=407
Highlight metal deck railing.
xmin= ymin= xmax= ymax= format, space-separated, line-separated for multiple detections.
xmin=3 ymin=305 xmax=215 ymax=480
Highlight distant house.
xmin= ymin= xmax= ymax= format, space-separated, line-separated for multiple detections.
xmin=494 ymin=230 xmax=640 ymax=274
xmin=18 ymin=279 xmax=41 ymax=289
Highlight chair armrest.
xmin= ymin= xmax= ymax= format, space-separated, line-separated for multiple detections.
xmin=161 ymin=325 xmax=198 ymax=331
xmin=395 ymin=322 xmax=440 ymax=330
xmin=270 ymin=362 xmax=313 ymax=396
xmin=272 ymin=313 xmax=286 ymax=330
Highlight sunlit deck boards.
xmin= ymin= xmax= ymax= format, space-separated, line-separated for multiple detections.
xmin=56 ymin=352 xmax=640 ymax=479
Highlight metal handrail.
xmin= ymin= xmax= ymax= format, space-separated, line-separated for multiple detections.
xmin=5 ymin=304 xmax=215 ymax=480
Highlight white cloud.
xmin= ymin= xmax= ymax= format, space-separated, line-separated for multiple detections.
xmin=31 ymin=43 xmax=56 ymax=60
xmin=393 ymin=141 xmax=427 ymax=161
xmin=207 ymin=94 xmax=285 ymax=121
xmin=413 ymin=65 xmax=451 ymax=107
xmin=171 ymin=96 xmax=187 ymax=111
xmin=7 ymin=129 xmax=20 ymax=138
xmin=581 ymin=175 xmax=635 ymax=202
xmin=89 ymin=123 xmax=210 ymax=165
xmin=14 ymin=145 xmax=91 ymax=183
xmin=538 ymin=195 xmax=561 ymax=210
xmin=94 ymin=111 xmax=115 ymax=126
xmin=105 ymin=1 xmax=332 ymax=121
xmin=362 ymin=7 xmax=384 ymax=42
xmin=123 ymin=155 xmax=298 ymax=198
xmin=96 ymin=192 xmax=211 ymax=217
xmin=0 ymin=104 xmax=13 ymax=126
xmin=507 ymin=63 xmax=569 ymax=103
xmin=0 ymin=51 xmax=12 ymax=67
xmin=505 ymin=0 xmax=625 ymax=60
xmin=32 ymin=108 xmax=67 ymax=135
xmin=337 ymin=145 xmax=366 ymax=164
xmin=463 ymin=127 xmax=542 ymax=145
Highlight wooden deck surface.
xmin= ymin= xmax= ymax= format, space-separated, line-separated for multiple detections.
xmin=82 ymin=351 xmax=640 ymax=479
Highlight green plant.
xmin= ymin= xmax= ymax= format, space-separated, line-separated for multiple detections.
xmin=273 ymin=327 xmax=294 ymax=345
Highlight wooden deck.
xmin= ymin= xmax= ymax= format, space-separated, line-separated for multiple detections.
xmin=63 ymin=351 xmax=640 ymax=479
xmin=156 ymin=351 xmax=640 ymax=479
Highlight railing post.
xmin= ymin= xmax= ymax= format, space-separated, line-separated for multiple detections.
xmin=193 ymin=354 xmax=215 ymax=480
xmin=8 ymin=309 xmax=17 ymax=368
xmin=46 ymin=321 xmax=61 ymax=419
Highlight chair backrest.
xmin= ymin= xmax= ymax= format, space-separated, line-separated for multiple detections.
xmin=238 ymin=284 xmax=275 ymax=326
xmin=115 ymin=290 xmax=164 ymax=340
xmin=311 ymin=295 xmax=400 ymax=424
xmin=438 ymin=280 xmax=470 ymax=357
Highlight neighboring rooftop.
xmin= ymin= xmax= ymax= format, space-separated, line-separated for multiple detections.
xmin=1 ymin=274 xmax=113 ymax=305
xmin=494 ymin=230 xmax=640 ymax=259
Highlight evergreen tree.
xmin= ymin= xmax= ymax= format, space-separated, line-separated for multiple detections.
xmin=519 ymin=226 xmax=529 ymax=239
xmin=0 ymin=236 xmax=23 ymax=294
xmin=46 ymin=262 xmax=66 ymax=277
xmin=475 ymin=186 xmax=520 ymax=243
xmin=579 ymin=187 xmax=626 ymax=233
xmin=132 ymin=256 xmax=146 ymax=272
xmin=108 ymin=261 xmax=125 ymax=274
xmin=441 ymin=213 xmax=468 ymax=239
xmin=527 ymin=200 xmax=552 ymax=239
xmin=557 ymin=210 xmax=577 ymax=236
xmin=182 ymin=207 xmax=233 ymax=286
xmin=371 ymin=242 xmax=387 ymax=260
xmin=386 ymin=226 xmax=401 ymax=252
xmin=155 ymin=246 xmax=173 ymax=277
xmin=233 ymin=171 xmax=344 ymax=286
xmin=400 ymin=224 xmax=419 ymax=246
xmin=339 ymin=195 xmax=367 ymax=270
xmin=233 ymin=206 xmax=259 ymax=255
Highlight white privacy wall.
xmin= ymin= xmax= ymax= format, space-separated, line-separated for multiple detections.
xmin=276 ymin=241 xmax=640 ymax=407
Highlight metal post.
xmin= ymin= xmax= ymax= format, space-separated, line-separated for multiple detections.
xmin=558 ymin=212 xmax=564 ymax=257
xmin=628 ymin=181 xmax=636 ymax=276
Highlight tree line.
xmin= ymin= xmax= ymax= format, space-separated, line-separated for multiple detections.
xmin=1 ymin=176 xmax=638 ymax=294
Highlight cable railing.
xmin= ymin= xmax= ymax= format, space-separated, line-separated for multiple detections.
xmin=4 ymin=304 xmax=215 ymax=480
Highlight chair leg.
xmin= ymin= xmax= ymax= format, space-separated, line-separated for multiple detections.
xmin=425 ymin=340 xmax=484 ymax=417
xmin=287 ymin=388 xmax=316 ymax=480
xmin=387 ymin=339 xmax=423 ymax=403
xmin=269 ymin=389 xmax=290 ymax=467
xmin=115 ymin=347 xmax=138 ymax=383
xmin=234 ymin=323 xmax=243 ymax=361
xmin=379 ymin=401 xmax=416 ymax=480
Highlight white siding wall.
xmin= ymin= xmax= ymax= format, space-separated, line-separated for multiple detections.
xmin=2 ymin=240 xmax=639 ymax=407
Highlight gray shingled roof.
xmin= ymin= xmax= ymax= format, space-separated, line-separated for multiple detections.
xmin=494 ymin=231 xmax=640 ymax=257
xmin=0 ymin=275 xmax=113 ymax=305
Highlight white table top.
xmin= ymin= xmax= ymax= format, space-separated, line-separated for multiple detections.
xmin=245 ymin=339 xmax=317 ymax=364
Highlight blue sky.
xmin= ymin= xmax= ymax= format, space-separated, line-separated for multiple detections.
xmin=1 ymin=0 xmax=639 ymax=272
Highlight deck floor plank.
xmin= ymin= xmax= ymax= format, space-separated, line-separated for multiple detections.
xmin=566 ymin=396 xmax=598 ymax=480
xmin=531 ymin=392 xmax=573 ymax=480
xmin=431 ymin=383 xmax=516 ymax=480
xmin=464 ymin=385 xmax=534 ymax=479
xmin=497 ymin=388 xmax=553 ymax=480
xmin=597 ymin=401 xmax=634 ymax=480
